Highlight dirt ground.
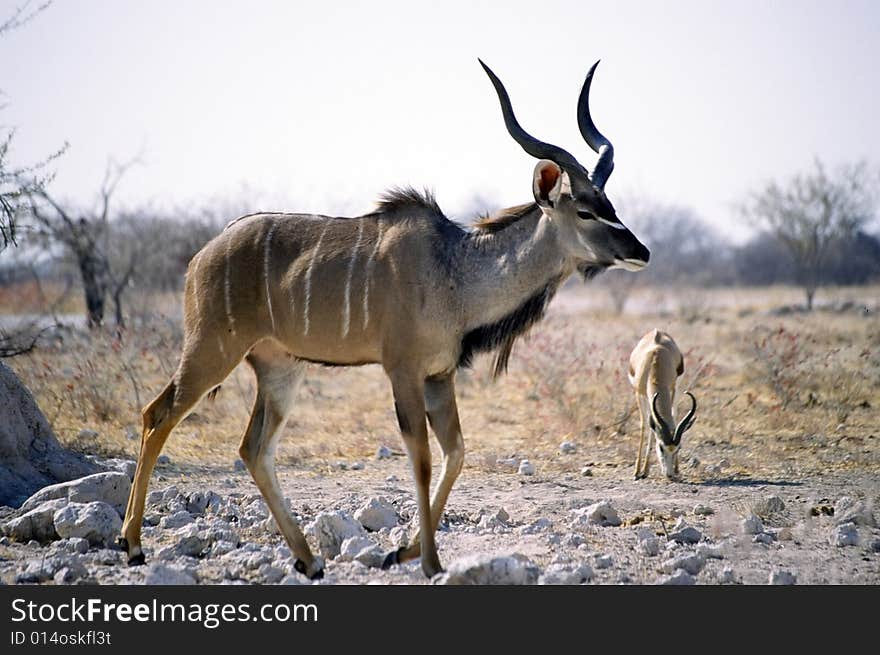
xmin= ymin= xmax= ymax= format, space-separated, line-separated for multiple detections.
xmin=2 ymin=283 xmax=879 ymax=584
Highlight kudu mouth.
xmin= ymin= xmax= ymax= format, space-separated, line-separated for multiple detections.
xmin=614 ymin=258 xmax=648 ymax=272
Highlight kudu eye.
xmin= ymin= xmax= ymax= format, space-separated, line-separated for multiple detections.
xmin=576 ymin=209 xmax=597 ymax=221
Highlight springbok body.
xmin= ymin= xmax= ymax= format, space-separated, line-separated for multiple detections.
xmin=120 ymin=60 xmax=649 ymax=579
xmin=628 ymin=329 xmax=696 ymax=480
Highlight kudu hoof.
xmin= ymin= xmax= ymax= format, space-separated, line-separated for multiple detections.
xmin=117 ymin=537 xmax=146 ymax=566
xmin=293 ymin=558 xmax=324 ymax=580
xmin=381 ymin=547 xmax=405 ymax=570
xmin=128 ymin=552 xmax=146 ymax=567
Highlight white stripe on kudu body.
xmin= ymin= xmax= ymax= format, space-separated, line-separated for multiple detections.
xmin=190 ymin=253 xmax=201 ymax=319
xmin=362 ymin=220 xmax=384 ymax=330
xmin=224 ymin=238 xmax=236 ymax=334
xmin=342 ymin=218 xmax=365 ymax=338
xmin=263 ymin=221 xmax=279 ymax=334
xmin=302 ymin=221 xmax=329 ymax=335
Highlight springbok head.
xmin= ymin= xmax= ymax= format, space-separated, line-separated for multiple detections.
xmin=650 ymin=391 xmax=697 ymax=479
xmin=480 ymin=60 xmax=650 ymax=277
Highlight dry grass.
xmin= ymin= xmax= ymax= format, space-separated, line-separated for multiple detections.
xmin=5 ymin=284 xmax=879 ymax=480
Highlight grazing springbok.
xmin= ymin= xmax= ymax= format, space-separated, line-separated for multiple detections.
xmin=628 ymin=329 xmax=697 ymax=480
xmin=119 ymin=60 xmax=650 ymax=579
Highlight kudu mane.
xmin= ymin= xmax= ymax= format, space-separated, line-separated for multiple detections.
xmin=371 ymin=187 xmax=561 ymax=377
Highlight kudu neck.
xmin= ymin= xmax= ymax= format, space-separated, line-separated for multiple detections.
xmin=460 ymin=205 xmax=572 ymax=330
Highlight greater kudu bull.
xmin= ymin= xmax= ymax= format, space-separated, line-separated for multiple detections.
xmin=120 ymin=60 xmax=650 ymax=579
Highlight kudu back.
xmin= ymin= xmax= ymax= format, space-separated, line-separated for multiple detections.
xmin=120 ymin=60 xmax=650 ymax=579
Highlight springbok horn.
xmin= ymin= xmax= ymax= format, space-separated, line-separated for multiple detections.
xmin=577 ymin=61 xmax=615 ymax=189
xmin=479 ymin=59 xmax=588 ymax=177
xmin=651 ymin=392 xmax=675 ymax=446
xmin=673 ymin=392 xmax=697 ymax=446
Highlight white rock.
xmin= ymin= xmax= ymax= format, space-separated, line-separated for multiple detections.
xmin=17 ymin=556 xmax=86 ymax=583
xmin=754 ymin=495 xmax=786 ymax=516
xmin=635 ymin=527 xmax=656 ymax=540
xmin=572 ymin=501 xmax=621 ymax=528
xmin=338 ymin=535 xmax=374 ymax=561
xmin=539 ymin=563 xmax=593 ymax=585
xmin=669 ymin=524 xmax=702 ymax=544
xmin=696 ymin=544 xmax=725 ymax=560
xmin=388 ymin=526 xmax=408 ymax=548
xmin=562 ymin=534 xmax=585 ymax=547
xmin=719 ymin=567 xmax=738 ymax=584
xmin=101 ymin=458 xmax=137 ymax=480
xmin=768 ymin=570 xmax=796 ymax=585
xmin=693 ymin=504 xmax=714 ymax=516
xmin=258 ymin=563 xmax=286 ymax=584
xmin=834 ymin=497 xmax=876 ymax=527
xmin=753 ymin=532 xmax=775 ymax=545
xmin=20 ymin=472 xmax=131 ymax=516
xmin=58 ymin=537 xmax=90 ymax=555
xmin=375 ymin=445 xmax=393 ymax=460
xmin=657 ymin=570 xmax=696 ymax=585
xmin=559 ymin=441 xmax=577 ymax=454
xmin=53 ymin=502 xmax=122 ymax=546
xmin=3 ymin=498 xmax=68 ymax=543
xmin=662 ymin=553 xmax=705 ymax=575
xmin=638 ymin=536 xmax=660 ymax=556
xmin=594 ymin=554 xmax=613 ymax=569
xmin=185 ymin=491 xmax=213 ymax=515
xmin=174 ymin=524 xmax=208 ymax=557
xmin=208 ymin=540 xmax=238 ymax=558
xmin=741 ymin=514 xmax=764 ymax=535
xmin=338 ymin=535 xmax=383 ymax=568
xmin=434 ymin=553 xmax=540 ymax=585
xmin=160 ymin=511 xmax=194 ymax=530
xmin=309 ymin=511 xmax=367 ymax=559
xmin=829 ymin=522 xmax=859 ymax=547
xmin=354 ymin=497 xmax=398 ymax=532
xmin=54 ymin=563 xmax=89 ymax=584
xmin=349 ymin=461 xmax=365 ymax=470
xmin=519 ymin=518 xmax=552 ymax=534
xmin=477 ymin=508 xmax=510 ymax=532
xmin=144 ymin=563 xmax=197 ymax=585
xmin=155 ymin=545 xmax=178 ymax=561
xmin=518 ymin=460 xmax=535 ymax=476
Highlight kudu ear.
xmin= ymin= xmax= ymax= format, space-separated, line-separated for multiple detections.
xmin=532 ymin=160 xmax=564 ymax=209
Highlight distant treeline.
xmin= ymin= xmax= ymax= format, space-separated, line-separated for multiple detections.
xmin=1 ymin=209 xmax=877 ymax=293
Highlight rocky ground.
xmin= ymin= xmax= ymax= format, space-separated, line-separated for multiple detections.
xmin=1 ymin=450 xmax=878 ymax=585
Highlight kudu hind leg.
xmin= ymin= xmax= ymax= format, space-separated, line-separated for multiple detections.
xmin=386 ymin=375 xmax=464 ymax=567
xmin=120 ymin=378 xmax=201 ymax=564
xmin=238 ymin=356 xmax=323 ymax=579
xmin=634 ymin=394 xmax=649 ymax=480
xmin=121 ymin=341 xmax=243 ymax=565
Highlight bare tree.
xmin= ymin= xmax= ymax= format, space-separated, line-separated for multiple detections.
xmin=741 ymin=160 xmax=877 ymax=310
xmin=27 ymin=159 xmax=136 ymax=329
xmin=0 ymin=1 xmax=65 ymax=251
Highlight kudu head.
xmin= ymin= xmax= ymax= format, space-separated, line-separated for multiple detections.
xmin=479 ymin=59 xmax=650 ymax=277
xmin=649 ymin=391 xmax=697 ymax=479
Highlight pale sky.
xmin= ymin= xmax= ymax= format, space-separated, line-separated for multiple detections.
xmin=2 ymin=0 xmax=879 ymax=243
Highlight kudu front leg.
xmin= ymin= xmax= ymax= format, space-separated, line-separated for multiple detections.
xmin=385 ymin=374 xmax=464 ymax=567
xmin=386 ymin=375 xmax=443 ymax=578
